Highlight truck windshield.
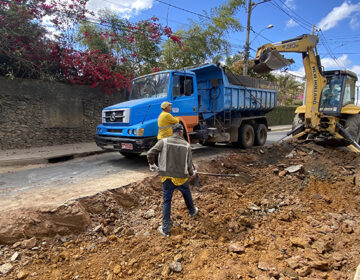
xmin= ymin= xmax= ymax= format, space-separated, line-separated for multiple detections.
xmin=130 ymin=73 xmax=170 ymax=99
xmin=319 ymin=76 xmax=343 ymax=112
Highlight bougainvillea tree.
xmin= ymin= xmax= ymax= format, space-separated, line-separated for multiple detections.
xmin=0 ymin=0 xmax=181 ymax=94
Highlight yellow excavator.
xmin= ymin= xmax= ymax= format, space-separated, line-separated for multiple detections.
xmin=253 ymin=34 xmax=360 ymax=152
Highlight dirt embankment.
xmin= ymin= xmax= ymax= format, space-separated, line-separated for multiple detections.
xmin=1 ymin=141 xmax=360 ymax=280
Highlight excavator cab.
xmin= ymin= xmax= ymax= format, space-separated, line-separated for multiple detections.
xmin=318 ymin=70 xmax=357 ymax=115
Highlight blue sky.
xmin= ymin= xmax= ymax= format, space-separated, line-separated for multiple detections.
xmin=85 ymin=0 xmax=360 ymax=82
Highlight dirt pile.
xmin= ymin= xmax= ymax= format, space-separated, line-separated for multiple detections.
xmin=1 ymin=140 xmax=360 ymax=280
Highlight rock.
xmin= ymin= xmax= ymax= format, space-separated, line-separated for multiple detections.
xmin=248 ymin=203 xmax=260 ymax=211
xmin=310 ymin=260 xmax=329 ymax=271
xmin=124 ymin=228 xmax=135 ymax=236
xmin=174 ymin=254 xmax=183 ymax=262
xmin=278 ymin=170 xmax=288 ymax=177
xmin=92 ymin=225 xmax=103 ymax=233
xmin=113 ymin=265 xmax=121 ymax=274
xmin=228 ymin=242 xmax=245 ymax=254
xmin=114 ymin=227 xmax=122 ymax=234
xmin=0 ymin=263 xmax=13 ymax=274
xmin=143 ymin=209 xmax=156 ymax=219
xmin=17 ymin=270 xmax=29 ymax=279
xmin=286 ymin=256 xmax=303 ymax=270
xmin=257 ymin=262 xmax=271 ymax=271
xmin=12 ymin=242 xmax=21 ymax=249
xmin=285 ymin=165 xmax=303 ymax=173
xmin=290 ymin=237 xmax=308 ymax=248
xmin=285 ymin=151 xmax=296 ymax=158
xmin=21 ymin=237 xmax=37 ymax=249
xmin=108 ymin=235 xmax=117 ymax=242
xmin=170 ymin=261 xmax=182 ymax=273
xmin=106 ymin=274 xmax=113 ymax=280
xmin=311 ymin=240 xmax=332 ymax=254
xmin=161 ymin=266 xmax=171 ymax=277
xmin=86 ymin=243 xmax=96 ymax=251
xmin=58 ymin=251 xmax=70 ymax=262
xmin=11 ymin=252 xmax=19 ymax=262
xmin=272 ymin=168 xmax=279 ymax=174
xmin=60 ymin=237 xmax=67 ymax=243
xmin=296 ymin=266 xmax=311 ymax=277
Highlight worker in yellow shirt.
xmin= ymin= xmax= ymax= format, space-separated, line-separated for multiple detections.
xmin=157 ymin=101 xmax=179 ymax=140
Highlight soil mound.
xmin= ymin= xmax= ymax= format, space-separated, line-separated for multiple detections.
xmin=1 ymin=140 xmax=360 ymax=279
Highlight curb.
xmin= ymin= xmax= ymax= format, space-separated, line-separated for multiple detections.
xmin=0 ymin=150 xmax=110 ymax=168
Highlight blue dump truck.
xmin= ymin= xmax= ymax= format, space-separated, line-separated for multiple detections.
xmin=95 ymin=64 xmax=277 ymax=157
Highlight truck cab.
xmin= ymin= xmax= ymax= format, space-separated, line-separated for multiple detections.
xmin=95 ymin=70 xmax=198 ymax=156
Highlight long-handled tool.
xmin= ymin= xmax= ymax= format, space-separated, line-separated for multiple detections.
xmin=192 ymin=165 xmax=251 ymax=187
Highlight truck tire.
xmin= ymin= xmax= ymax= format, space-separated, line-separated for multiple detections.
xmin=254 ymin=124 xmax=267 ymax=146
xmin=120 ymin=151 xmax=141 ymax=157
xmin=237 ymin=124 xmax=255 ymax=149
xmin=344 ymin=114 xmax=360 ymax=143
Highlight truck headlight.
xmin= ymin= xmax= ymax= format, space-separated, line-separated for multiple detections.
xmin=127 ymin=129 xmax=131 ymax=135
xmin=137 ymin=128 xmax=144 ymax=136
xmin=132 ymin=129 xmax=137 ymax=135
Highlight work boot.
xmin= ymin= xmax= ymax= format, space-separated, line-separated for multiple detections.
xmin=158 ymin=226 xmax=169 ymax=237
xmin=190 ymin=207 xmax=199 ymax=218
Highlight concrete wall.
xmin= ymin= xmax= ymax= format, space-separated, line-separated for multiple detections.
xmin=266 ymin=106 xmax=297 ymax=126
xmin=0 ymin=77 xmax=126 ymax=150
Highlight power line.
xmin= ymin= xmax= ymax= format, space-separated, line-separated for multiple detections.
xmin=275 ymin=0 xmax=313 ymax=28
xmin=267 ymin=1 xmax=312 ymax=32
xmin=267 ymin=0 xmax=343 ymax=68
xmin=154 ymin=0 xmax=211 ymax=20
xmin=319 ymin=30 xmax=342 ymax=68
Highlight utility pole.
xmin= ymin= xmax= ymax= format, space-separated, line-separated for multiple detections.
xmin=243 ymin=0 xmax=252 ymax=76
xmin=243 ymin=0 xmax=271 ymax=76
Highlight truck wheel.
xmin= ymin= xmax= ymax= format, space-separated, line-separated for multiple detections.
xmin=254 ymin=124 xmax=267 ymax=146
xmin=238 ymin=124 xmax=255 ymax=149
xmin=344 ymin=114 xmax=360 ymax=143
xmin=120 ymin=151 xmax=141 ymax=157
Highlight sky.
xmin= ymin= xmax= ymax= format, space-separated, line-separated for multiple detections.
xmin=82 ymin=0 xmax=360 ymax=84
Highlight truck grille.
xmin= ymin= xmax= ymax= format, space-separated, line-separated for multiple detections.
xmin=102 ymin=108 xmax=130 ymax=123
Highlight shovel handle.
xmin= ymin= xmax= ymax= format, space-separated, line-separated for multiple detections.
xmin=196 ymin=172 xmax=239 ymax=177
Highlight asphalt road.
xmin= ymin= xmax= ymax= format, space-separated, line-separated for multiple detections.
xmin=0 ymin=130 xmax=288 ymax=210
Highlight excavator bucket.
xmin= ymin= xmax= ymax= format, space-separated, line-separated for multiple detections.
xmin=253 ymin=49 xmax=294 ymax=73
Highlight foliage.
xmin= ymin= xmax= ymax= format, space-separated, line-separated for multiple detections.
xmin=0 ymin=0 xmax=181 ymax=93
xmin=0 ymin=0 xmax=90 ymax=79
xmin=78 ymin=13 xmax=181 ymax=77
xmin=160 ymin=0 xmax=244 ymax=69
xmin=228 ymin=54 xmax=277 ymax=82
xmin=275 ymin=74 xmax=304 ymax=105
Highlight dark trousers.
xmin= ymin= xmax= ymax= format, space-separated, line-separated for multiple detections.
xmin=162 ymin=179 xmax=196 ymax=234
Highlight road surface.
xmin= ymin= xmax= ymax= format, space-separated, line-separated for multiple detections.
xmin=0 ymin=130 xmax=288 ymax=212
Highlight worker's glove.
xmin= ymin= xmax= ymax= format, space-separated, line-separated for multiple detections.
xmin=149 ymin=163 xmax=159 ymax=172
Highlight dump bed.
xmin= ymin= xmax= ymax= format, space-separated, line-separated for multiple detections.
xmin=189 ymin=64 xmax=277 ymax=116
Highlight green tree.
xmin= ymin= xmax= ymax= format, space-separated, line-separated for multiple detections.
xmin=276 ymin=74 xmax=304 ymax=105
xmin=160 ymin=0 xmax=244 ymax=69
xmin=227 ymin=53 xmax=276 ymax=82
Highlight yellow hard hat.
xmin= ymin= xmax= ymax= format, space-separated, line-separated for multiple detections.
xmin=161 ymin=101 xmax=172 ymax=109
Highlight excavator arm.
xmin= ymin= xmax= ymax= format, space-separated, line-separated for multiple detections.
xmin=253 ymin=34 xmax=327 ymax=131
